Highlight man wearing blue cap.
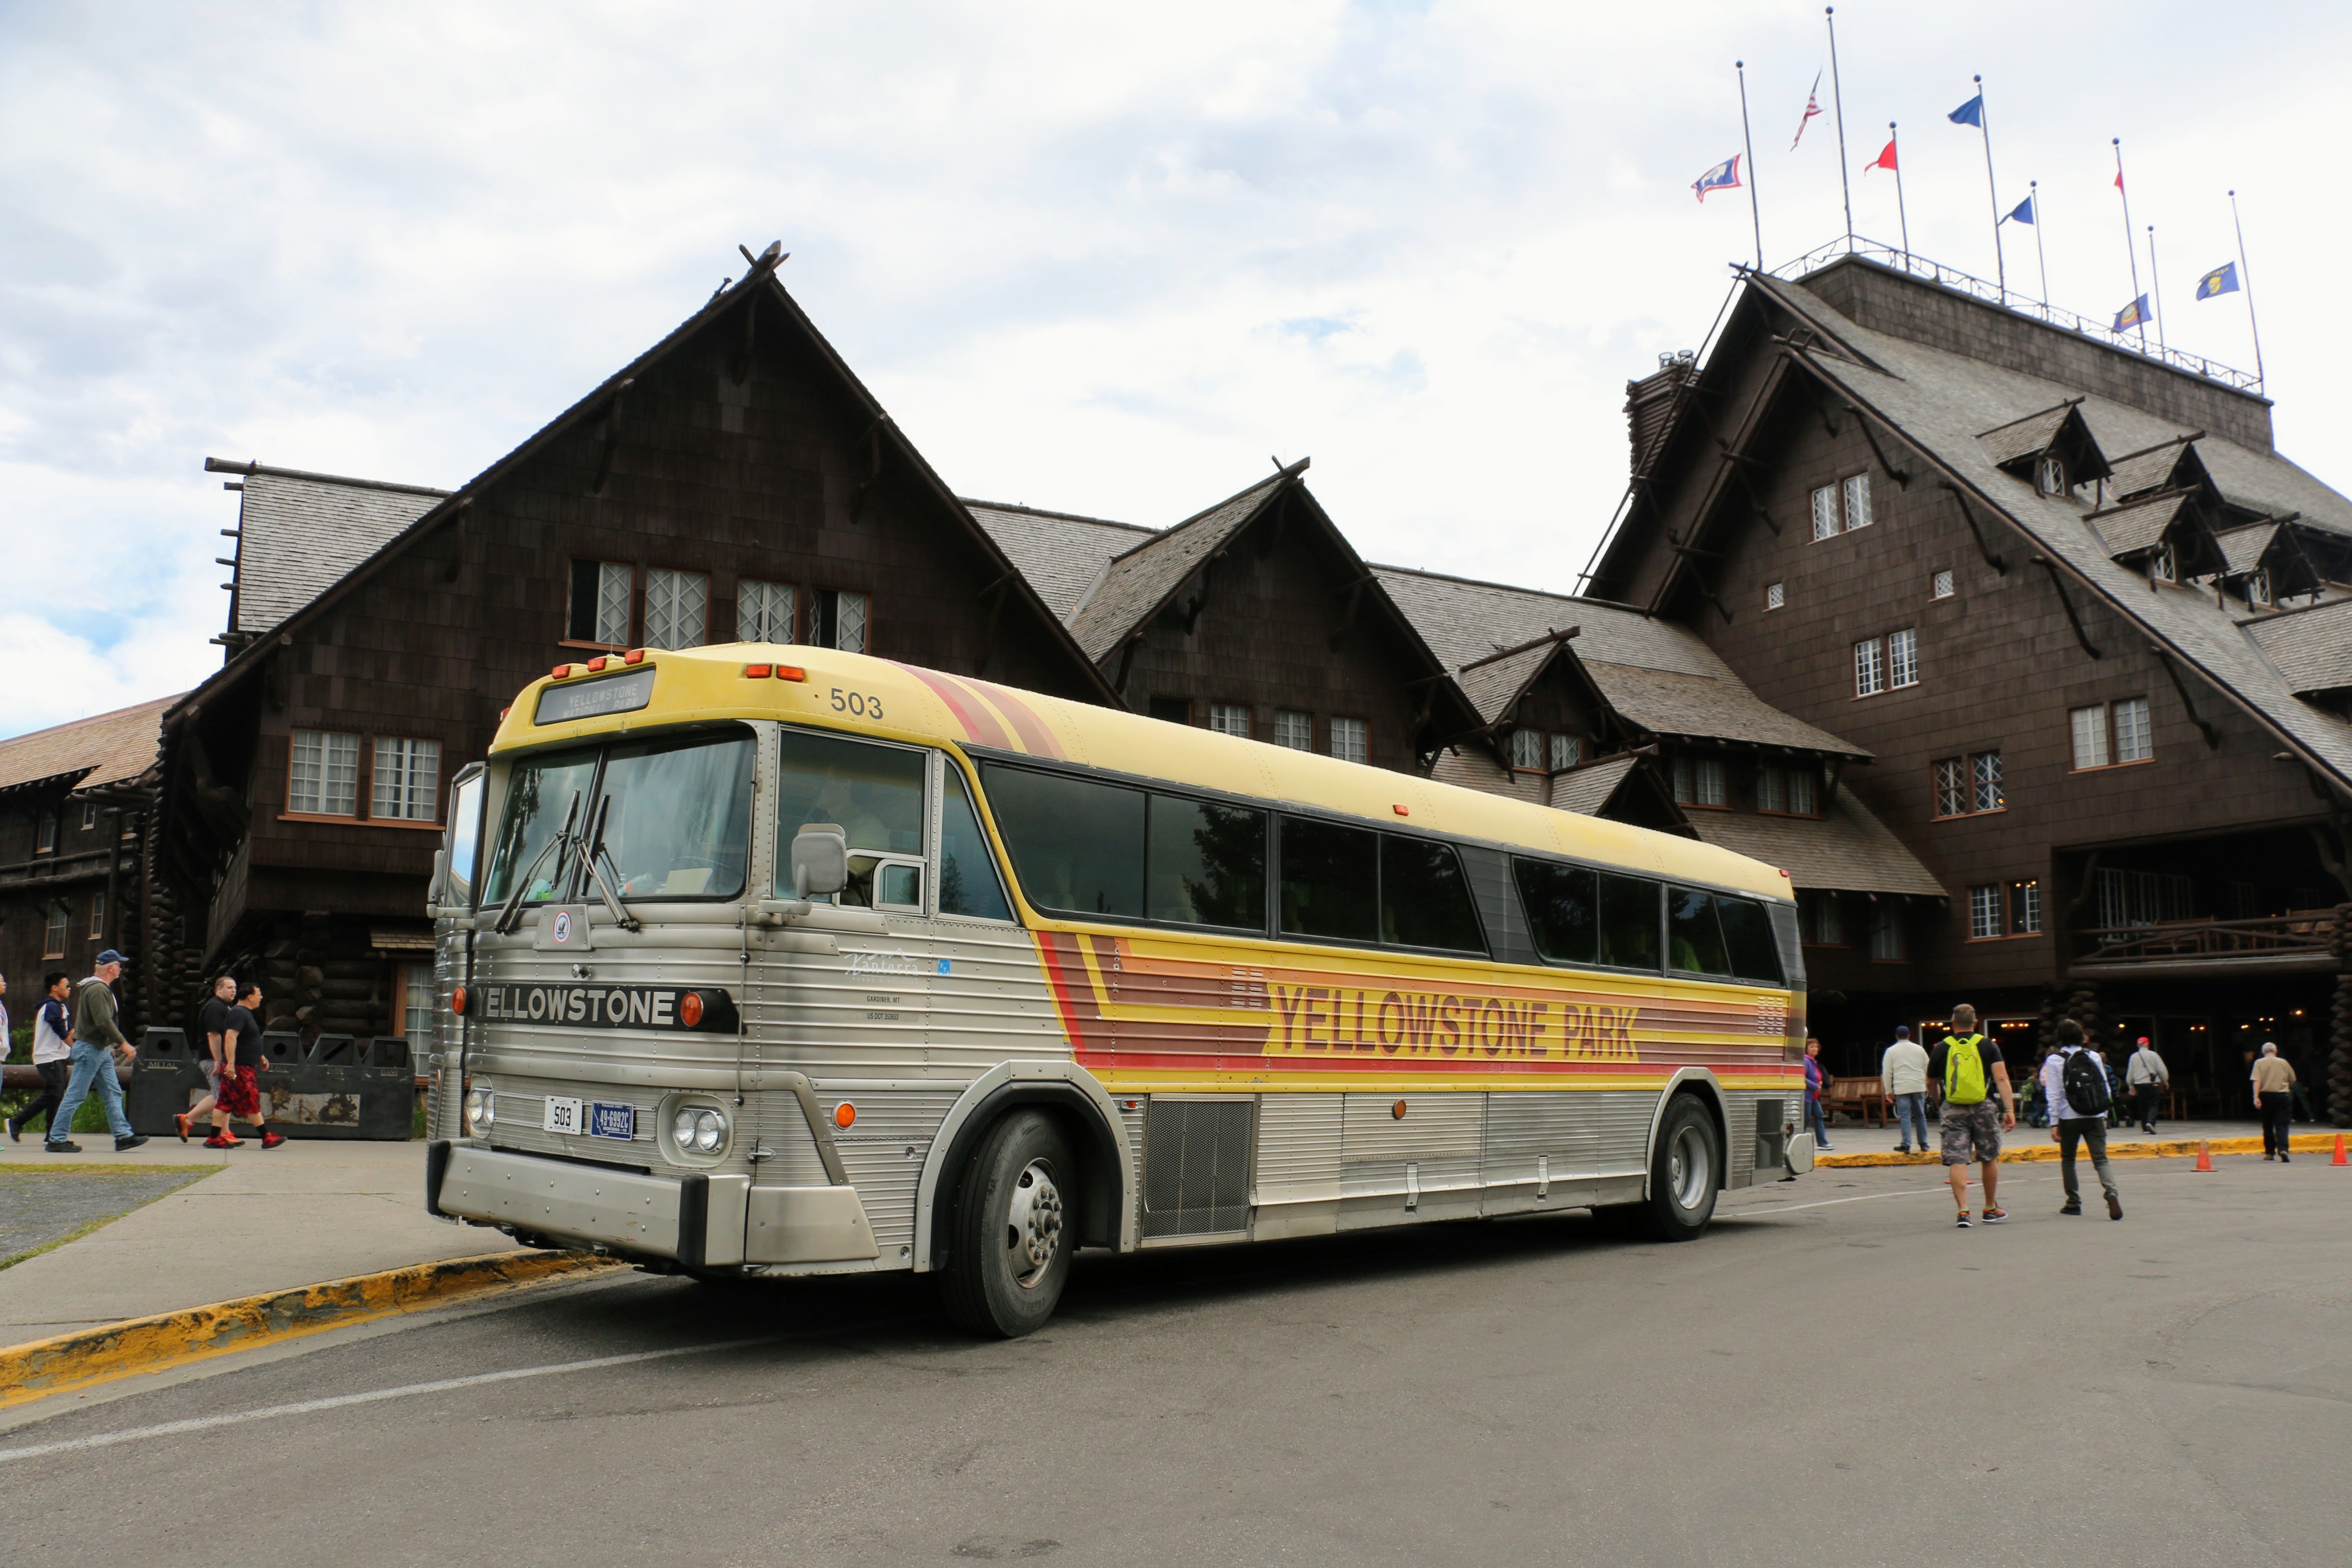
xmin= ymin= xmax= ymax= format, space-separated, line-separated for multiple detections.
xmin=45 ymin=950 xmax=148 ymax=1154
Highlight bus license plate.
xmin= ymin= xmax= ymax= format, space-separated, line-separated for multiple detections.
xmin=588 ymin=1102 xmax=636 ymax=1141
xmin=543 ymin=1096 xmax=583 ymax=1135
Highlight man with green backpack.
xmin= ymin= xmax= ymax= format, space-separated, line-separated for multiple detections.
xmin=1928 ymin=1004 xmax=2016 ymax=1228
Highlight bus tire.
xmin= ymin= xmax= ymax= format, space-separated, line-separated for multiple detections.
xmin=938 ymin=1109 xmax=1074 ymax=1339
xmin=1631 ymin=1094 xmax=1720 ymax=1241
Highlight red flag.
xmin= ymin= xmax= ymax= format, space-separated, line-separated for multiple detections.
xmin=2114 ymin=169 xmax=2124 ymax=190
xmin=1865 ymin=137 xmax=1897 ymax=174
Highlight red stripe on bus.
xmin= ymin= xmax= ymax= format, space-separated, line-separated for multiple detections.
xmin=892 ymin=662 xmax=1013 ymax=750
xmin=963 ymin=676 xmax=1065 ymax=759
xmin=1033 ymin=931 xmax=1097 ymax=1052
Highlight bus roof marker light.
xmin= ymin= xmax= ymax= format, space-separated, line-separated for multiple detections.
xmin=775 ymin=665 xmax=806 ymax=682
xmin=551 ymin=662 xmax=572 ymax=679
xmin=833 ymin=1102 xmax=856 ymax=1129
xmin=623 ymin=649 xmax=646 ymax=665
xmin=587 ymin=656 xmax=608 ymax=672
xmin=742 ymin=663 xmax=773 ymax=679
xmin=1392 ymin=804 xmax=1409 ymax=817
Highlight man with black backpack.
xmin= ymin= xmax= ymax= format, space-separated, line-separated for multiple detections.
xmin=1928 ymin=1004 xmax=2016 ymax=1228
xmin=2042 ymin=1019 xmax=2122 ymax=1219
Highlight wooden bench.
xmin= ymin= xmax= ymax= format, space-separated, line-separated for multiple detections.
xmin=1819 ymin=1075 xmax=1886 ymax=1128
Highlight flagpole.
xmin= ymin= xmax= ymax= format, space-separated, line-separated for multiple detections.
xmin=1736 ymin=61 xmax=1763 ymax=270
xmin=1826 ymin=7 xmax=1854 ymax=253
xmin=2030 ymin=181 xmax=2048 ymax=306
xmin=2113 ymin=137 xmax=2145 ymax=340
xmin=1890 ymin=122 xmax=1909 ymax=263
xmin=2229 ymin=188 xmax=2267 ymax=389
xmin=1973 ymin=75 xmax=2003 ymax=304
xmin=2146 ymin=224 xmax=2168 ymax=355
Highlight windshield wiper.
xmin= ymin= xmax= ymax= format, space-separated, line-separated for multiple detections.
xmin=572 ymin=793 xmax=641 ymax=932
xmin=491 ymin=790 xmax=581 ymax=935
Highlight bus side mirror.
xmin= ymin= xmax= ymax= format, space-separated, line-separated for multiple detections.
xmin=428 ymin=849 xmax=450 ymax=910
xmin=792 ymin=824 xmax=849 ymax=899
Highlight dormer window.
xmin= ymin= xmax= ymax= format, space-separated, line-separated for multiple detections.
xmin=2246 ymin=569 xmax=2272 ymax=608
xmin=2151 ymin=542 xmax=2178 ymax=583
xmin=2036 ymin=454 xmax=2066 ymax=496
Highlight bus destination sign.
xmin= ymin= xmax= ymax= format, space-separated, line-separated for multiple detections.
xmin=534 ymin=667 xmax=655 ymax=726
xmin=475 ymin=981 xmax=735 ymax=1033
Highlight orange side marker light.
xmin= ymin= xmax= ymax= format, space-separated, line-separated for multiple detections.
xmin=450 ymin=986 xmax=468 ymax=1017
xmin=1391 ymin=1099 xmax=1407 ymax=1120
xmin=834 ymin=1102 xmax=857 ymax=1129
xmin=678 ymin=991 xmax=705 ymax=1029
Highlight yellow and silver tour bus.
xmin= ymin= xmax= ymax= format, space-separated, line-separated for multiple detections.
xmin=423 ymin=644 xmax=1816 ymax=1336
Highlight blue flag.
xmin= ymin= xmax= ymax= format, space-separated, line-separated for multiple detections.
xmin=1692 ymin=154 xmax=1742 ymax=203
xmin=2195 ymin=262 xmax=2240 ymax=300
xmin=2113 ymin=294 xmax=2151 ymax=331
xmin=2003 ymin=194 xmax=2035 ymax=225
xmin=1948 ymin=94 xmax=1984 ymax=127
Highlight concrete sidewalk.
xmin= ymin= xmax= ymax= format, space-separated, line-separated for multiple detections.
xmin=1809 ymin=1113 xmax=2330 ymax=1158
xmin=0 ymin=1139 xmax=515 ymax=1345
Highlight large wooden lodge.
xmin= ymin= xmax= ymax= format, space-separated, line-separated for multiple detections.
xmin=3 ymin=245 xmax=2346 ymax=1123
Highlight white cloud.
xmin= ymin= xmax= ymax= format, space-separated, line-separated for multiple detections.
xmin=1 ymin=0 xmax=2343 ymax=736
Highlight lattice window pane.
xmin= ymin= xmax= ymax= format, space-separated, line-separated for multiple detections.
xmin=1509 ymin=728 xmax=1543 ymax=769
xmin=1854 ymin=638 xmax=1884 ymax=696
xmin=596 ymin=561 xmax=631 ymax=645
xmin=1888 ymin=628 xmax=1918 ymax=688
xmin=1811 ymin=485 xmax=1839 ymax=541
xmin=834 ymin=589 xmax=867 ymax=654
xmin=1934 ymin=757 xmax=1964 ymax=817
xmin=1208 ymin=703 xmax=1250 ymax=739
xmin=738 ymin=579 xmax=795 ymax=644
xmin=1549 ymin=733 xmax=1579 ymax=772
xmin=1932 ymin=569 xmax=1954 ymax=599
xmin=643 ymin=568 xmax=707 ymax=650
xmin=1843 ymin=473 xmax=1873 ymax=529
xmin=1969 ymin=884 xmax=2000 ymax=940
xmin=372 ymin=737 xmax=441 ymax=822
xmin=291 ymin=730 xmax=359 ymax=816
xmin=2113 ymin=696 xmax=2152 ymax=762
xmin=1971 ymin=750 xmax=2004 ymax=813
xmin=1273 ymin=710 xmax=1313 ymax=752
xmin=1329 ymin=717 xmax=1367 ymax=764
xmin=1766 ymin=581 xmax=1785 ymax=610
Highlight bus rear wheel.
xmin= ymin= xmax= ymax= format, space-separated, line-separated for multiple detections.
xmin=939 ymin=1110 xmax=1073 ymax=1338
xmin=1599 ymin=1095 xmax=1720 ymax=1241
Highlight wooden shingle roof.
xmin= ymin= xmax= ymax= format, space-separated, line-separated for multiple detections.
xmin=212 ymin=463 xmax=449 ymax=636
xmin=1683 ymin=784 xmax=1944 ymax=898
xmin=0 ymin=694 xmax=180 ymax=796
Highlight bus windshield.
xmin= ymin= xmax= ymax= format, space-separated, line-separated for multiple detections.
xmin=483 ymin=731 xmax=755 ymax=906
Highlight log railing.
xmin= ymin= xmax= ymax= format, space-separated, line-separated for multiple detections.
xmin=2075 ymin=911 xmax=2338 ymax=964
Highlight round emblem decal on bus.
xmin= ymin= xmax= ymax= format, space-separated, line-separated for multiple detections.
xmin=552 ymin=910 xmax=571 ymax=944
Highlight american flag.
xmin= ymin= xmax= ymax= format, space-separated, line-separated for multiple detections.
xmin=1792 ymin=73 xmax=1822 ymax=149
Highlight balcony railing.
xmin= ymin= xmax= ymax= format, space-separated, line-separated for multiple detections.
xmin=2075 ymin=911 xmax=2339 ymax=966
xmin=1771 ymin=236 xmax=2263 ymax=393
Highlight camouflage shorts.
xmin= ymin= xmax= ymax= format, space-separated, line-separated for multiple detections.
xmin=1940 ymin=1099 xmax=2002 ymax=1165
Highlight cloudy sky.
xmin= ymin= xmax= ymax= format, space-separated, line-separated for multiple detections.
xmin=1 ymin=0 xmax=2340 ymax=737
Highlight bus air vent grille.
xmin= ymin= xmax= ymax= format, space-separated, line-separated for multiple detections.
xmin=1140 ymin=1099 xmax=1254 ymax=1238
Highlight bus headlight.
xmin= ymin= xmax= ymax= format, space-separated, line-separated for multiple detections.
xmin=465 ymin=1084 xmax=495 ymax=1132
xmin=670 ymin=1105 xmax=728 ymax=1156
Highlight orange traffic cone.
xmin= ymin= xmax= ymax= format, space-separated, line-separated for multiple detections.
xmin=2332 ymin=1133 xmax=2347 ymax=1167
xmin=2194 ymin=1139 xmax=2214 ymax=1173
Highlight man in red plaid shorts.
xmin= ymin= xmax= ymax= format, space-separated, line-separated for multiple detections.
xmin=207 ymin=981 xmax=284 ymax=1150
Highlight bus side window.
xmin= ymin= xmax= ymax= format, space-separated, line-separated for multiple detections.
xmin=1667 ymin=886 xmax=1734 ymax=977
xmin=979 ymin=764 xmax=1144 ymax=918
xmin=1146 ymin=794 xmax=1265 ymax=930
xmin=1597 ymin=874 xmax=1661 ymax=971
xmin=1716 ymin=896 xmax=1785 ymax=985
xmin=1380 ymin=837 xmax=1485 ymax=953
xmin=1515 ymin=859 xmax=1598 ymax=966
xmin=775 ymin=729 xmax=926 ymax=905
xmin=939 ymin=763 xmax=1014 ymax=921
xmin=1278 ymin=816 xmax=1378 ymax=942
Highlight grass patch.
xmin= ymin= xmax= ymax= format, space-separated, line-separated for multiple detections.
xmin=0 ymin=1164 xmax=214 ymax=1272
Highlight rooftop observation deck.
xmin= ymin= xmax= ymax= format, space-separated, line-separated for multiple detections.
xmin=1773 ymin=236 xmax=2263 ymax=395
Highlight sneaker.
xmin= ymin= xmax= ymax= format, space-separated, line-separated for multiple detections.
xmin=5 ymin=1118 xmax=18 ymax=1143
xmin=260 ymin=1132 xmax=286 ymax=1150
xmin=1982 ymin=1207 xmax=2007 ymax=1223
xmin=46 ymin=1140 xmax=84 ymax=1154
xmin=174 ymin=1112 xmax=193 ymax=1143
xmin=113 ymin=1135 xmax=148 ymax=1153
xmin=2280 ymin=1154 xmax=2290 ymax=1163
xmin=1955 ymin=1212 xmax=1972 ymax=1228
xmin=2105 ymin=1191 xmax=2123 ymax=1220
xmin=2059 ymin=1201 xmax=2082 ymax=1216
xmin=203 ymin=1134 xmax=242 ymax=1149
xmin=1818 ymin=1142 xmax=1835 ymax=1152
xmin=1896 ymin=1146 xmax=1912 ymax=1155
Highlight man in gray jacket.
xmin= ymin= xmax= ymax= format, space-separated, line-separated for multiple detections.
xmin=45 ymin=951 xmax=147 ymax=1154
xmin=1880 ymin=1025 xmax=1931 ymax=1155
xmin=2043 ymin=1019 xmax=2121 ymax=1219
xmin=2125 ymin=1036 xmax=2168 ymax=1134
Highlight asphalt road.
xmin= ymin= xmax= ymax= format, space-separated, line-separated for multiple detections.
xmin=8 ymin=1155 xmax=2346 ymax=1568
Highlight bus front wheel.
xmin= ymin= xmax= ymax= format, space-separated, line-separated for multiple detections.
xmin=1603 ymin=1094 xmax=1720 ymax=1241
xmin=939 ymin=1109 xmax=1074 ymax=1338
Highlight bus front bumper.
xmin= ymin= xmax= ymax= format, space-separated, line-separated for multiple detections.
xmin=426 ymin=1142 xmax=880 ymax=1270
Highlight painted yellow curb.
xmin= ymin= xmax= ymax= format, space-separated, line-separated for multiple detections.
xmin=0 ymin=1250 xmax=623 ymax=1410
xmin=1819 ymin=1131 xmax=2348 ymax=1169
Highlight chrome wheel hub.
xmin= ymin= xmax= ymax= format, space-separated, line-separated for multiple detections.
xmin=1004 ymin=1159 xmax=1064 ymax=1288
xmin=1668 ymin=1125 xmax=1712 ymax=1210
